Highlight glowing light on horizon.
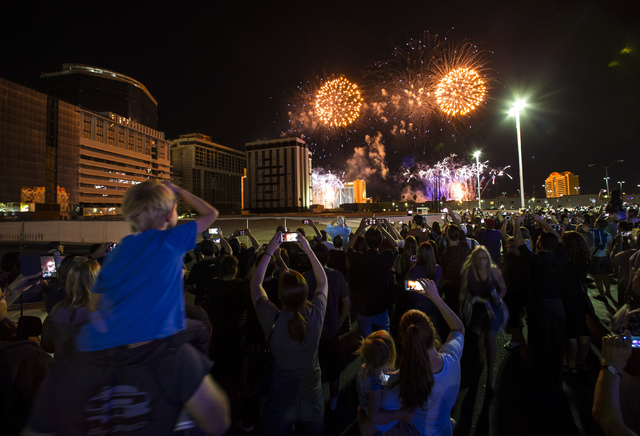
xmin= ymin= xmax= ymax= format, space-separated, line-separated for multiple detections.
xmin=404 ymin=155 xmax=510 ymax=202
xmin=314 ymin=77 xmax=363 ymax=127
xmin=312 ymin=169 xmax=346 ymax=209
xmin=435 ymin=67 xmax=486 ymax=116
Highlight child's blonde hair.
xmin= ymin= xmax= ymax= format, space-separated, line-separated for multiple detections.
xmin=121 ymin=179 xmax=176 ymax=233
xmin=358 ymin=330 xmax=397 ymax=380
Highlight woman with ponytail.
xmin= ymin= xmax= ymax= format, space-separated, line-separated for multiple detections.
xmin=250 ymin=231 xmax=328 ymax=436
xmin=370 ymin=278 xmax=465 ymax=436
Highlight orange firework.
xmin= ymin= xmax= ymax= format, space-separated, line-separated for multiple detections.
xmin=433 ymin=39 xmax=491 ymax=117
xmin=314 ymin=76 xmax=363 ymax=127
xmin=435 ymin=67 xmax=486 ymax=116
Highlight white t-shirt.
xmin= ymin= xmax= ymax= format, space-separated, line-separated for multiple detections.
xmin=384 ymin=331 xmax=464 ymax=436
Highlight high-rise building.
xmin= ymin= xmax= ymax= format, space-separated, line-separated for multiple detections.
xmin=245 ymin=137 xmax=312 ymax=212
xmin=0 ymin=78 xmax=170 ymax=216
xmin=39 ymin=64 xmax=158 ymax=129
xmin=170 ymin=133 xmax=245 ymax=215
xmin=78 ymin=111 xmax=171 ymax=214
xmin=545 ymin=171 xmax=580 ymax=198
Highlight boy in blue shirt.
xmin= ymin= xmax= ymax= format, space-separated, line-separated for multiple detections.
xmin=76 ymin=179 xmax=218 ymax=352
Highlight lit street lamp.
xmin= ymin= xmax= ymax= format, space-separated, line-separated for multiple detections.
xmin=473 ymin=151 xmax=481 ymax=210
xmin=588 ymin=160 xmax=623 ymax=196
xmin=509 ymin=99 xmax=526 ymax=209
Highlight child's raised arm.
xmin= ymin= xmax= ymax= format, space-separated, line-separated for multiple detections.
xmin=163 ymin=181 xmax=218 ymax=234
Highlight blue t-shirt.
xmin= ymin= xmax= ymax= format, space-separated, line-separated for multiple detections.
xmin=76 ymin=221 xmax=197 ymax=351
xmin=326 ymin=224 xmax=352 ymax=245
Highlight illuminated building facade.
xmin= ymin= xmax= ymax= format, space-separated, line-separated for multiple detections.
xmin=245 ymin=137 xmax=312 ymax=212
xmin=545 ymin=171 xmax=580 ymax=198
xmin=78 ymin=111 xmax=170 ymax=215
xmin=39 ymin=64 xmax=158 ymax=130
xmin=170 ymin=133 xmax=245 ymax=215
xmin=347 ymin=179 xmax=366 ymax=203
xmin=0 ymin=78 xmax=171 ymax=216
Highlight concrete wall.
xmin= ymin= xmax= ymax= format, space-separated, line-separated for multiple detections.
xmin=0 ymin=221 xmax=131 ymax=244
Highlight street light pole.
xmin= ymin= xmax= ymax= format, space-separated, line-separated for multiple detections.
xmin=474 ymin=151 xmax=481 ymax=210
xmin=589 ymin=160 xmax=623 ymax=196
xmin=510 ymin=100 xmax=526 ymax=210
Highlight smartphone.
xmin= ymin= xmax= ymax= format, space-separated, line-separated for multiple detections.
xmin=39 ymin=254 xmax=57 ymax=278
xmin=405 ymin=280 xmax=423 ymax=291
xmin=105 ymin=243 xmax=117 ymax=253
xmin=282 ymin=232 xmax=299 ymax=242
xmin=622 ymin=231 xmax=632 ymax=237
xmin=238 ymin=230 xmax=246 ymax=235
xmin=420 ymin=228 xmax=426 ymax=232
xmin=622 ymin=335 xmax=640 ymax=348
xmin=208 ymin=228 xmax=220 ymax=235
xmin=390 ymin=221 xmax=395 ymax=225
xmin=378 ymin=218 xmax=386 ymax=224
xmin=407 ymin=210 xmax=413 ymax=216
xmin=481 ymin=218 xmax=485 ymax=224
xmin=442 ymin=207 xmax=448 ymax=213
xmin=366 ymin=218 xmax=376 ymax=225
xmin=212 ymin=238 xmax=221 ymax=243
xmin=441 ymin=214 xmax=446 ymax=221
xmin=302 ymin=219 xmax=310 ymax=225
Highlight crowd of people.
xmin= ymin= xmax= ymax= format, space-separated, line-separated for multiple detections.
xmin=1 ymin=184 xmax=639 ymax=435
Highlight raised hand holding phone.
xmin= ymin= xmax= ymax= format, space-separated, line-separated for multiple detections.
xmin=265 ymin=232 xmax=283 ymax=256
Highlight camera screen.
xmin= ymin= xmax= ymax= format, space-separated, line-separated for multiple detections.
xmin=405 ymin=280 xmax=423 ymax=291
xmin=208 ymin=228 xmax=220 ymax=235
xmin=40 ymin=255 xmax=57 ymax=278
xmin=302 ymin=219 xmax=310 ymax=225
xmin=283 ymin=232 xmax=298 ymax=242
xmin=632 ymin=336 xmax=640 ymax=348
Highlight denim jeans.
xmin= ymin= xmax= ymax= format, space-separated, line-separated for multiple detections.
xmin=260 ymin=388 xmax=324 ymax=436
xmin=357 ymin=310 xmax=390 ymax=337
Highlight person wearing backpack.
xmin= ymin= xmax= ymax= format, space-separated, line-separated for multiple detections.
xmin=591 ymin=218 xmax=614 ymax=302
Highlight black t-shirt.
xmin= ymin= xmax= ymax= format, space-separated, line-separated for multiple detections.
xmin=304 ymin=267 xmax=349 ymax=339
xmin=518 ymin=243 xmax=567 ymax=299
xmin=327 ymin=249 xmax=347 ymax=278
xmin=347 ymin=248 xmax=398 ymax=316
xmin=28 ymin=341 xmax=211 ymax=435
xmin=186 ymin=258 xmax=219 ymax=297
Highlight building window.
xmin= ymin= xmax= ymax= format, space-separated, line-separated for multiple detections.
xmin=108 ymin=123 xmax=115 ymax=145
xmin=96 ymin=120 xmax=104 ymax=142
xmin=128 ymin=132 xmax=135 ymax=150
xmin=118 ymin=129 xmax=125 ymax=148
xmin=83 ymin=115 xmax=92 ymax=139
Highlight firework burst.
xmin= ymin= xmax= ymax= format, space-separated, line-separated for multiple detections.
xmin=312 ymin=169 xmax=347 ymax=208
xmin=364 ymin=32 xmax=493 ymax=145
xmin=315 ymin=77 xmax=363 ymax=127
xmin=404 ymin=154 xmax=509 ymax=202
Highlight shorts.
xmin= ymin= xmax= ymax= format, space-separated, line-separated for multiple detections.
xmin=590 ymin=256 xmax=611 ymax=276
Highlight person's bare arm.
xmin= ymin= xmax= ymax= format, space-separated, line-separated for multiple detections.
xmin=379 ymin=220 xmax=399 ymax=248
xmin=367 ymin=387 xmax=415 ymax=426
xmin=345 ymin=217 xmax=368 ymax=251
xmin=251 ymin=232 xmax=282 ymax=306
xmin=273 ymin=247 xmax=289 ymax=271
xmin=298 ymin=231 xmax=328 ymax=298
xmin=244 ymin=228 xmax=260 ymax=250
xmin=592 ymin=331 xmax=637 ymax=436
xmin=163 ymin=181 xmax=218 ymax=234
xmin=418 ymin=278 xmax=464 ymax=337
xmin=184 ymin=375 xmax=231 ymax=436
xmin=532 ymin=213 xmax=561 ymax=242
xmin=219 ymin=234 xmax=233 ymax=256
xmin=308 ymin=219 xmax=322 ymax=238
xmin=501 ymin=218 xmax=509 ymax=241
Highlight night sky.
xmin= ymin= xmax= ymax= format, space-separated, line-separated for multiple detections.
xmin=2 ymin=1 xmax=638 ymax=199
